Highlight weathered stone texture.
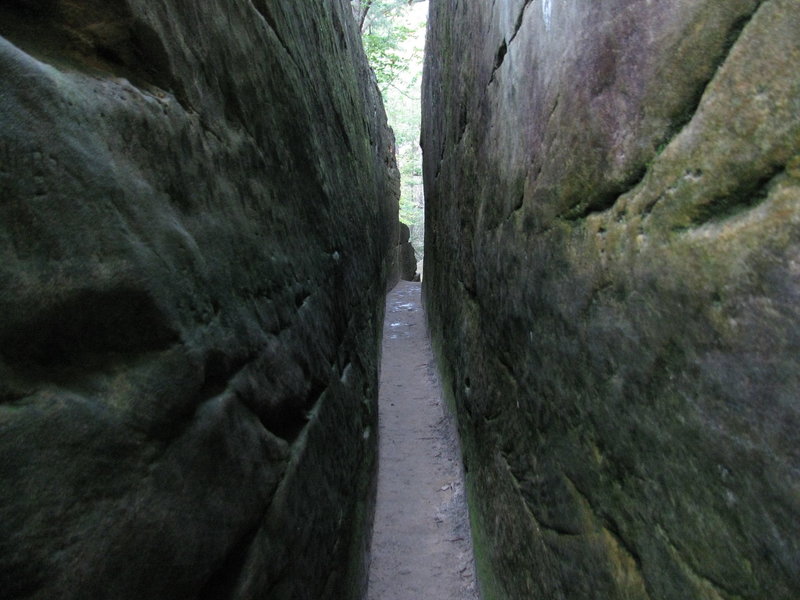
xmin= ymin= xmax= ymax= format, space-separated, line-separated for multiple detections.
xmin=0 ymin=1 xmax=397 ymax=598
xmin=422 ymin=1 xmax=799 ymax=598
xmin=398 ymin=222 xmax=419 ymax=282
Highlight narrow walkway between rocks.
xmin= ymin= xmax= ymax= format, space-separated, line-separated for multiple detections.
xmin=367 ymin=281 xmax=479 ymax=600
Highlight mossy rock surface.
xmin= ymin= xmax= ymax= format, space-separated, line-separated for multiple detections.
xmin=0 ymin=1 xmax=398 ymax=598
xmin=422 ymin=0 xmax=800 ymax=598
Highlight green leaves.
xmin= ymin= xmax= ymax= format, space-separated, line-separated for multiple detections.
xmin=356 ymin=0 xmax=423 ymax=92
xmin=363 ymin=25 xmax=415 ymax=90
xmin=354 ymin=0 xmax=427 ymax=256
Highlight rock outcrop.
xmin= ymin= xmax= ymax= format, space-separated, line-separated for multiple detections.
xmin=0 ymin=1 xmax=397 ymax=598
xmin=422 ymin=1 xmax=799 ymax=599
xmin=397 ymin=222 xmax=419 ymax=282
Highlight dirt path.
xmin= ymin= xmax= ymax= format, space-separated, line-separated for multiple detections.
xmin=366 ymin=281 xmax=479 ymax=600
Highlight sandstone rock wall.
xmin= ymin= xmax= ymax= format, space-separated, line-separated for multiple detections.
xmin=422 ymin=1 xmax=799 ymax=598
xmin=0 ymin=1 xmax=397 ymax=598
xmin=397 ymin=222 xmax=419 ymax=282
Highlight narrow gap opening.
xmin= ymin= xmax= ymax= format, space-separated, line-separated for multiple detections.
xmin=353 ymin=0 xmax=428 ymax=280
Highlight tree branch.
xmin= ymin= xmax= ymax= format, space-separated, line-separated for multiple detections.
xmin=359 ymin=0 xmax=373 ymax=31
xmin=386 ymin=80 xmax=420 ymax=101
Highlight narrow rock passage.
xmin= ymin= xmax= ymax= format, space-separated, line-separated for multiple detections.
xmin=367 ymin=281 xmax=479 ymax=600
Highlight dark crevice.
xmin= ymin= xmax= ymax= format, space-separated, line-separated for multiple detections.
xmin=196 ymin=522 xmax=262 ymax=600
xmin=0 ymin=287 xmax=179 ymax=372
xmin=294 ymin=289 xmax=312 ymax=309
xmin=94 ymin=44 xmax=125 ymax=67
xmin=633 ymin=5 xmax=766 ymax=216
xmin=665 ymin=10 xmax=759 ymax=141
xmin=144 ymin=332 xmax=328 ymax=460
xmin=641 ymin=193 xmax=663 ymax=218
xmin=559 ymin=164 xmax=648 ymax=222
xmin=141 ymin=349 xmax=258 ymax=444
xmin=458 ymin=103 xmax=468 ymax=140
xmin=199 ymin=350 xmax=252 ymax=403
xmin=643 ymin=2 xmax=763 ymax=223
xmin=508 ymin=0 xmax=534 ymax=46
xmin=533 ymin=518 xmax=583 ymax=538
xmin=512 ymin=191 xmax=524 ymax=213
xmin=684 ymin=164 xmax=784 ymax=228
xmin=625 ymin=5 xmax=764 ymax=194
xmin=488 ymin=39 xmax=506 ymax=85
xmin=487 ymin=0 xmax=533 ymax=86
xmin=0 ymin=392 xmax=25 ymax=405
xmin=458 ymin=277 xmax=478 ymax=304
xmin=602 ymin=514 xmax=644 ymax=571
xmin=559 ymin=3 xmax=763 ymax=225
xmin=262 ymin=380 xmax=327 ymax=444
xmin=250 ymin=0 xmax=296 ymax=63
xmin=494 ymin=40 xmax=507 ymax=70
xmin=434 ymin=141 xmax=446 ymax=182
xmin=0 ymin=2 xmax=192 ymax=112
xmin=129 ymin=18 xmax=193 ymax=112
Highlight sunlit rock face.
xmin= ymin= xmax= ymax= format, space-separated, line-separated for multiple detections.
xmin=422 ymin=1 xmax=799 ymax=598
xmin=0 ymin=1 xmax=397 ymax=598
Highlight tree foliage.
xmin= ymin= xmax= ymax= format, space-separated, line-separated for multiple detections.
xmin=352 ymin=0 xmax=425 ymax=92
xmin=352 ymin=0 xmax=427 ymax=259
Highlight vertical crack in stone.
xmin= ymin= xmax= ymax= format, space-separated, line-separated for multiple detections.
xmin=557 ymin=1 xmax=768 ymax=224
xmin=682 ymin=163 xmax=786 ymax=228
xmin=488 ymin=0 xmax=533 ymax=84
xmin=508 ymin=0 xmax=534 ymax=45
xmin=249 ymin=0 xmax=297 ymax=64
